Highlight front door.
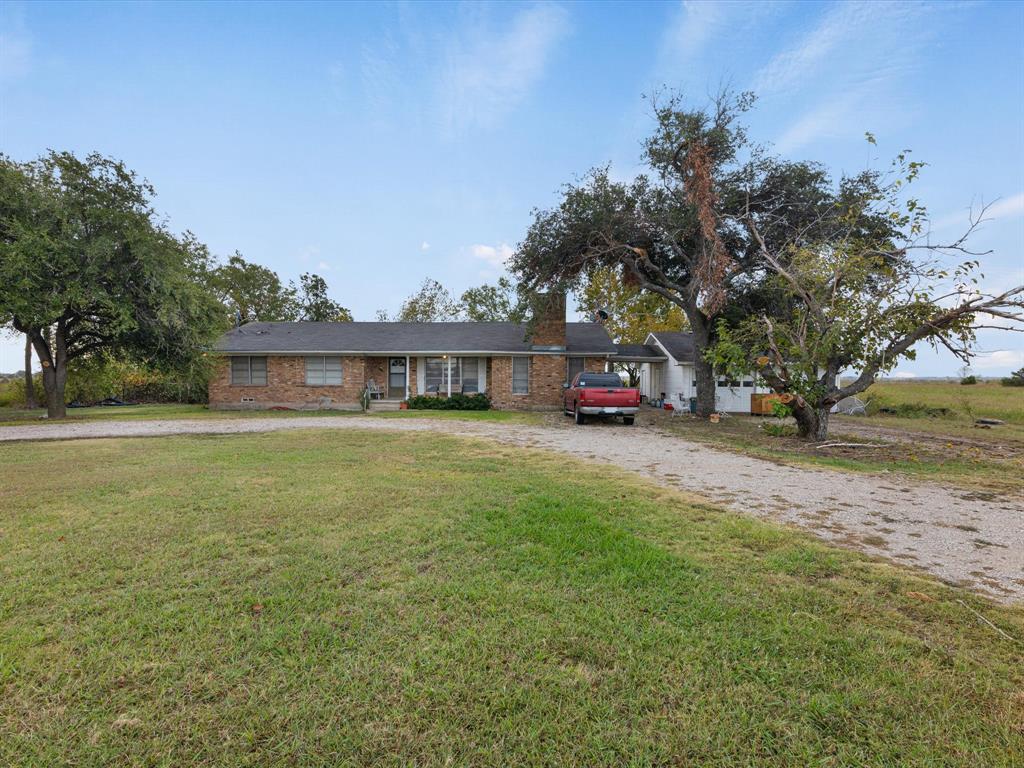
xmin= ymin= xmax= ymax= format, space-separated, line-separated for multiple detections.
xmin=388 ymin=357 xmax=406 ymax=399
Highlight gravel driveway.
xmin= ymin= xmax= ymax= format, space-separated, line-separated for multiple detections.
xmin=2 ymin=415 xmax=1022 ymax=604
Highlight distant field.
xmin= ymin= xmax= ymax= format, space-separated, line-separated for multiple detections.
xmin=864 ymin=380 xmax=1023 ymax=424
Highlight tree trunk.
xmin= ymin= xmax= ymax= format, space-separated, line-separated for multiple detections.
xmin=23 ymin=335 xmax=37 ymax=409
xmin=793 ymin=402 xmax=830 ymax=441
xmin=28 ymin=326 xmax=68 ymax=419
xmin=689 ymin=312 xmax=716 ymax=416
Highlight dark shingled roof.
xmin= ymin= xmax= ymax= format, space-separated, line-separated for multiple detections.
xmin=613 ymin=343 xmax=667 ymax=361
xmin=650 ymin=331 xmax=696 ymax=362
xmin=214 ymin=321 xmax=616 ymax=355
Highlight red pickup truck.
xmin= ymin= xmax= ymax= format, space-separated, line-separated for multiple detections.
xmin=563 ymin=372 xmax=641 ymax=425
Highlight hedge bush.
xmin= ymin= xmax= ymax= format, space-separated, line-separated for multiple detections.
xmin=406 ymin=393 xmax=491 ymax=411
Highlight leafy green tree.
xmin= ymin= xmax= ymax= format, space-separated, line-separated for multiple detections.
xmin=708 ymin=150 xmax=1024 ymax=440
xmin=395 ymin=278 xmax=459 ymax=322
xmin=212 ymin=253 xmax=298 ymax=324
xmin=512 ymin=92 xmax=839 ymax=414
xmin=577 ymin=266 xmax=687 ymax=385
xmin=0 ymin=151 xmax=224 ymax=418
xmin=459 ymin=276 xmax=528 ymax=322
xmin=297 ymin=272 xmax=352 ymax=322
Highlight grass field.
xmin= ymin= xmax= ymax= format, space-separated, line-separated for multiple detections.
xmin=659 ymin=379 xmax=1023 ymax=493
xmin=1 ymin=430 xmax=1021 ymax=766
xmin=864 ymin=380 xmax=1024 ymax=424
xmin=0 ymin=403 xmax=542 ymax=428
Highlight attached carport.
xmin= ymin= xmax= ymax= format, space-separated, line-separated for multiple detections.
xmin=611 ymin=344 xmax=668 ymax=401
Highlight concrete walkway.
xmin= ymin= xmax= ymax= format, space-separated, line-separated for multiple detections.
xmin=2 ymin=415 xmax=1021 ymax=604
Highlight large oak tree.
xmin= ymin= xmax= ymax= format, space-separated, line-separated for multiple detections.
xmin=511 ymin=93 xmax=839 ymax=414
xmin=0 ymin=151 xmax=223 ymax=418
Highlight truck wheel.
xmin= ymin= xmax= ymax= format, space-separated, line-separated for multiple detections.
xmin=574 ymin=408 xmax=586 ymax=425
xmin=623 ymin=417 xmax=635 ymax=426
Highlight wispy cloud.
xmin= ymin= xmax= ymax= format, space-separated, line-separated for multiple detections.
xmin=971 ymin=349 xmax=1023 ymax=370
xmin=468 ymin=242 xmax=514 ymax=270
xmin=439 ymin=4 xmax=570 ymax=134
xmin=930 ymin=192 xmax=1024 ymax=232
xmin=420 ymin=241 xmax=431 ymax=252
xmin=764 ymin=1 xmax=931 ymax=154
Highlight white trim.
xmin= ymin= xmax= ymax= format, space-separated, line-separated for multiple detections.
xmin=478 ymin=356 xmax=487 ymax=393
xmin=216 ymin=350 xmax=608 ymax=357
xmin=405 ymin=354 xmax=409 ymax=400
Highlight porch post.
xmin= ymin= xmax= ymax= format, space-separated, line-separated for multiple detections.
xmin=447 ymin=357 xmax=452 ymax=397
xmin=405 ymin=355 xmax=409 ymax=400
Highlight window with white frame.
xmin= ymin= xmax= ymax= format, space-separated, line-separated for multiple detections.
xmin=231 ymin=356 xmax=267 ymax=385
xmin=512 ymin=357 xmax=529 ymax=395
xmin=305 ymin=356 xmax=342 ymax=386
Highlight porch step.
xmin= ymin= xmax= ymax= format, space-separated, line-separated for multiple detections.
xmin=368 ymin=399 xmax=403 ymax=412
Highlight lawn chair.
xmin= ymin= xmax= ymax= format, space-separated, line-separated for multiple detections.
xmin=366 ymin=379 xmax=385 ymax=400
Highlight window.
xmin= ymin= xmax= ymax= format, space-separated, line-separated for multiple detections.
xmin=425 ymin=357 xmax=466 ymax=393
xmin=576 ymin=373 xmax=624 ymax=388
xmin=461 ymin=358 xmax=479 ymax=393
xmin=231 ymin=356 xmax=267 ymax=386
xmin=741 ymin=379 xmax=754 ymax=388
xmin=567 ymin=357 xmax=585 ymax=385
xmin=305 ymin=356 xmax=342 ymax=386
xmin=512 ymin=357 xmax=530 ymax=395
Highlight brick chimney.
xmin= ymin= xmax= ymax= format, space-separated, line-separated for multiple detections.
xmin=529 ymin=292 xmax=566 ymax=350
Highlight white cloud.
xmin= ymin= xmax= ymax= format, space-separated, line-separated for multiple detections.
xmin=420 ymin=241 xmax=431 ymax=252
xmin=984 ymin=193 xmax=1024 ymax=221
xmin=754 ymin=2 xmax=875 ymax=95
xmin=440 ymin=4 xmax=570 ymax=133
xmin=774 ymin=95 xmax=857 ymax=155
xmin=316 ymin=261 xmax=332 ymax=271
xmin=767 ymin=2 xmax=928 ymax=154
xmin=971 ymin=349 xmax=1024 ymax=371
xmin=931 ymin=192 xmax=1024 ymax=232
xmin=469 ymin=242 xmax=514 ymax=269
xmin=660 ymin=0 xmax=723 ymax=65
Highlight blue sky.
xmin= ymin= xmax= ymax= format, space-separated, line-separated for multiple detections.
xmin=1 ymin=0 xmax=1022 ymax=376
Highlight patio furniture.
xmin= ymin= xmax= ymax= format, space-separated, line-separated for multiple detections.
xmin=366 ymin=379 xmax=385 ymax=400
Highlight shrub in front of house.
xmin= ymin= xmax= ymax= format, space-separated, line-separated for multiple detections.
xmin=406 ymin=393 xmax=491 ymax=410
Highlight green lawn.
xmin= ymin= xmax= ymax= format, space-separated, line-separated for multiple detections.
xmin=0 ymin=403 xmax=542 ymax=427
xmin=1 ymin=430 xmax=1021 ymax=766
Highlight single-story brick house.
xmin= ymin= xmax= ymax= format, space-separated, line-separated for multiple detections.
xmin=210 ymin=294 xmax=633 ymax=411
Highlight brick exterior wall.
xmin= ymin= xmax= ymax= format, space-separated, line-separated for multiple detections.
xmin=489 ymin=354 xmax=566 ymax=411
xmin=209 ymin=355 xmax=367 ymax=410
xmin=530 ymin=293 xmax=566 ymax=347
xmin=209 ymin=352 xmax=607 ymax=411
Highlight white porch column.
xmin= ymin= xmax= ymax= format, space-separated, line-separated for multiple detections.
xmin=446 ymin=356 xmax=452 ymax=396
xmin=405 ymin=355 xmax=410 ymax=400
